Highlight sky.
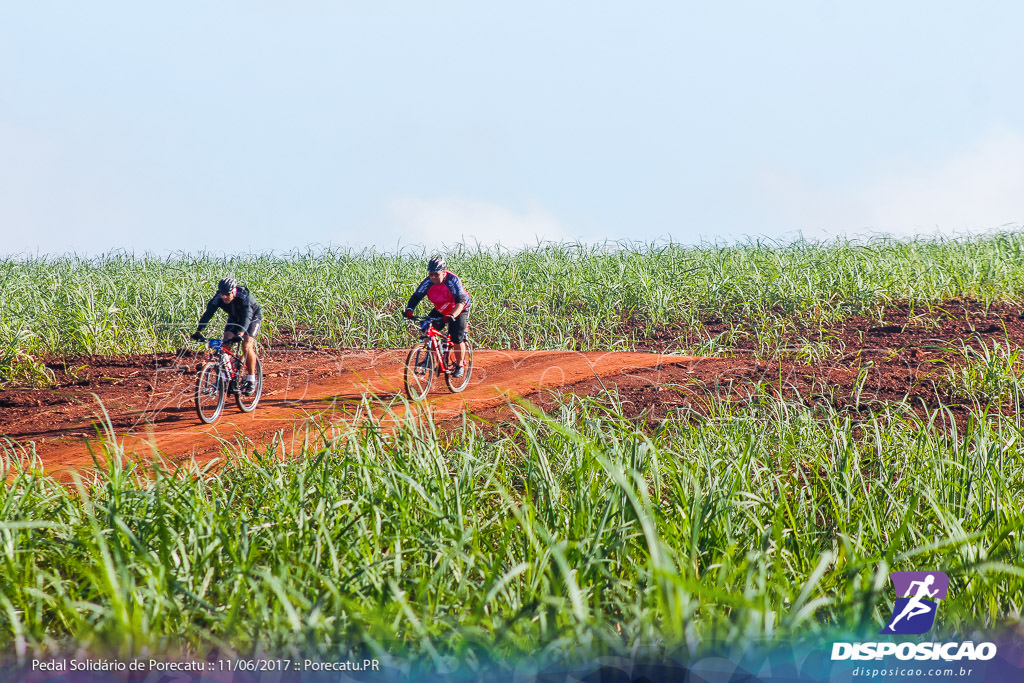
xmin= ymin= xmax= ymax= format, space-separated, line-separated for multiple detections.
xmin=2 ymin=1 xmax=1023 ymax=256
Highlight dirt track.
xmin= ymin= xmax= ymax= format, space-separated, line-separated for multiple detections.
xmin=1 ymin=348 xmax=703 ymax=473
xmin=3 ymin=301 xmax=1024 ymax=474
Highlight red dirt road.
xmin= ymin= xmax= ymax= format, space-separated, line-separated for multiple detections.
xmin=5 ymin=300 xmax=1024 ymax=474
xmin=2 ymin=349 xmax=702 ymax=473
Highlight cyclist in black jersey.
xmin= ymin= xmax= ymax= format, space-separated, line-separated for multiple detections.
xmin=191 ymin=277 xmax=262 ymax=394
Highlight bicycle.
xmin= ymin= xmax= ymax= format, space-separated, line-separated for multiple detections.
xmin=403 ymin=315 xmax=474 ymax=401
xmin=192 ymin=335 xmax=264 ymax=424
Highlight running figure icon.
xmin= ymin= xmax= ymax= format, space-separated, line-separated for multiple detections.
xmin=881 ymin=571 xmax=949 ymax=635
xmin=886 ymin=575 xmax=938 ymax=631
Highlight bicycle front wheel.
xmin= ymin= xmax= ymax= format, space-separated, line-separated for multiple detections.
xmin=235 ymin=355 xmax=263 ymax=413
xmin=444 ymin=340 xmax=474 ymax=393
xmin=404 ymin=343 xmax=435 ymax=401
xmin=195 ymin=362 xmax=226 ymax=424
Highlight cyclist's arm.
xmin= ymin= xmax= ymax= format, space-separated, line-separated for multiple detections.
xmin=405 ymin=278 xmax=431 ymax=313
xmin=196 ymin=296 xmax=220 ymax=333
xmin=445 ymin=274 xmax=470 ymax=307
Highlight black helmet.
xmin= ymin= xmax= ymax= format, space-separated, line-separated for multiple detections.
xmin=217 ymin=277 xmax=238 ymax=295
xmin=427 ymin=256 xmax=446 ymax=273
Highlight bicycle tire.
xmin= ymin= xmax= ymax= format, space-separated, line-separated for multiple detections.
xmin=404 ymin=343 xmax=435 ymax=401
xmin=195 ymin=361 xmax=226 ymax=424
xmin=235 ymin=355 xmax=263 ymax=413
xmin=444 ymin=339 xmax=474 ymax=393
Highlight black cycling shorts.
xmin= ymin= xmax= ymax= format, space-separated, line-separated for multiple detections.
xmin=429 ymin=309 xmax=469 ymax=343
xmin=225 ymin=317 xmax=262 ymax=340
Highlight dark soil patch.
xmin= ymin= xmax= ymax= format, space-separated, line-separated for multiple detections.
xmin=516 ymin=301 xmax=1024 ymax=428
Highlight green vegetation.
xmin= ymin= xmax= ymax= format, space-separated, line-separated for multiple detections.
xmin=1 ymin=394 xmax=1021 ymax=668
xmin=2 ymin=233 xmax=1024 ymax=364
xmin=939 ymin=338 xmax=1024 ymax=409
xmin=3 ymin=234 xmax=1023 ymax=669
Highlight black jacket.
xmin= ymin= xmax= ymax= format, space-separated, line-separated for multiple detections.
xmin=197 ymin=285 xmax=262 ymax=335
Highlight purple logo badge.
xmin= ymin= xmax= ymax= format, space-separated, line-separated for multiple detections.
xmin=881 ymin=571 xmax=949 ymax=635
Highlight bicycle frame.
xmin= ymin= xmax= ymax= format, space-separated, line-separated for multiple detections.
xmin=416 ymin=318 xmax=454 ymax=373
xmin=206 ymin=339 xmax=243 ymax=390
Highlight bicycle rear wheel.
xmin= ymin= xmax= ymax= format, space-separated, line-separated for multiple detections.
xmin=195 ymin=362 xmax=225 ymax=424
xmin=404 ymin=343 xmax=435 ymax=401
xmin=444 ymin=340 xmax=474 ymax=393
xmin=235 ymin=355 xmax=263 ymax=413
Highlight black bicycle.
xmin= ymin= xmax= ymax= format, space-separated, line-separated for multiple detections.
xmin=192 ymin=335 xmax=264 ymax=424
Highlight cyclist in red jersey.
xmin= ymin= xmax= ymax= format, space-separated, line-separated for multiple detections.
xmin=404 ymin=256 xmax=472 ymax=378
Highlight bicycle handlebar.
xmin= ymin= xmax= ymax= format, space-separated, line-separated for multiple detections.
xmin=189 ymin=334 xmax=242 ymax=348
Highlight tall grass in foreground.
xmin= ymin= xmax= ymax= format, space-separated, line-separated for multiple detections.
xmin=3 ymin=232 xmax=1024 ymax=362
xmin=1 ymin=396 xmax=1021 ymax=670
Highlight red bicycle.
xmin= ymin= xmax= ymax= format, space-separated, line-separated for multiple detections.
xmin=192 ymin=335 xmax=263 ymax=423
xmin=404 ymin=315 xmax=474 ymax=401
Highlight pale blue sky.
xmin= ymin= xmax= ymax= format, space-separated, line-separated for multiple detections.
xmin=2 ymin=2 xmax=1022 ymax=256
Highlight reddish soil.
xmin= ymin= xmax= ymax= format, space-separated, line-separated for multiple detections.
xmin=2 ymin=301 xmax=1022 ymax=474
xmin=0 ymin=348 xmax=701 ymax=474
xmin=591 ymin=301 xmax=1024 ymax=424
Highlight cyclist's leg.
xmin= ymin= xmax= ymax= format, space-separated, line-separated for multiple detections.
xmin=427 ymin=309 xmax=445 ymax=331
xmin=448 ymin=311 xmax=470 ymax=367
xmin=223 ymin=323 xmax=240 ymax=344
xmin=242 ymin=319 xmax=261 ymax=377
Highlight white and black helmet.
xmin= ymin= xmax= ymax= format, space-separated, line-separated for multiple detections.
xmin=427 ymin=256 xmax=446 ymax=273
xmin=217 ymin=277 xmax=238 ymax=295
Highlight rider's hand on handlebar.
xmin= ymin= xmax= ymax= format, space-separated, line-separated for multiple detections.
xmin=190 ymin=331 xmax=204 ymax=342
xmin=403 ymin=309 xmax=414 ymax=319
